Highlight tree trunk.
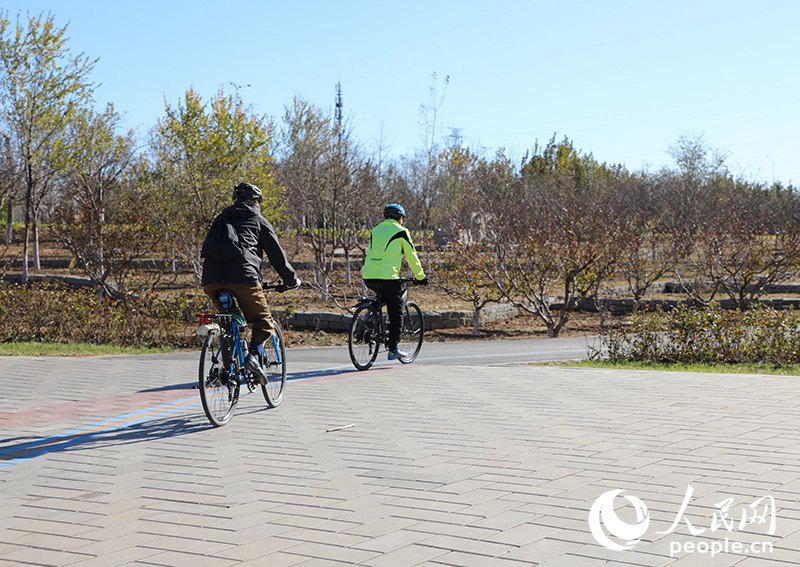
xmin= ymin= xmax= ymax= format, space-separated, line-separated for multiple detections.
xmin=5 ymin=200 xmax=11 ymax=244
xmin=21 ymin=222 xmax=29 ymax=282
xmin=314 ymin=262 xmax=330 ymax=301
xmin=320 ymin=270 xmax=329 ymax=301
xmin=472 ymin=307 xmax=482 ymax=335
xmin=344 ymin=247 xmax=351 ymax=286
xmin=97 ymin=208 xmax=105 ymax=267
xmin=33 ymin=221 xmax=41 ymax=271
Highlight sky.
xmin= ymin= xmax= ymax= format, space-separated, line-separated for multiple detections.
xmin=2 ymin=0 xmax=799 ymax=184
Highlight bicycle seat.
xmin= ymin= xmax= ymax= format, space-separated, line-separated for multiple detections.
xmin=216 ymin=289 xmax=237 ymax=312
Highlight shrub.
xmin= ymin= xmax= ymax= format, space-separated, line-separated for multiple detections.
xmin=0 ymin=282 xmax=210 ymax=348
xmin=599 ymin=303 xmax=800 ymax=365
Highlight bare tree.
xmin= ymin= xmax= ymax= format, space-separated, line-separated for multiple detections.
xmin=278 ymin=97 xmax=336 ymax=299
xmin=337 ymin=159 xmax=382 ymax=289
xmin=413 ymin=72 xmax=449 ymax=230
xmin=616 ymin=173 xmax=677 ymax=305
xmin=688 ymin=180 xmax=800 ymax=309
xmin=489 ymin=138 xmax=624 ymax=337
xmin=435 ymin=240 xmax=505 ymax=334
xmin=278 ymin=96 xmax=382 ymax=302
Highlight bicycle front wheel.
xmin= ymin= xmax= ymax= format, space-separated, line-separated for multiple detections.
xmin=261 ymin=325 xmax=287 ymax=408
xmin=348 ymin=305 xmax=380 ymax=370
xmin=199 ymin=328 xmax=239 ymax=427
xmin=398 ymin=301 xmax=424 ymax=364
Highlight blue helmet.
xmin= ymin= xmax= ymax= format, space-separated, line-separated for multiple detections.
xmin=383 ymin=203 xmax=406 ymax=220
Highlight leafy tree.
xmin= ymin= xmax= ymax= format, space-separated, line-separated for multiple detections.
xmin=0 ymin=129 xmax=15 ymax=246
xmin=668 ymin=131 xmax=728 ymax=187
xmin=150 ymin=87 xmax=281 ymax=280
xmin=50 ymin=103 xmax=137 ymax=296
xmin=0 ymin=11 xmax=96 ymax=280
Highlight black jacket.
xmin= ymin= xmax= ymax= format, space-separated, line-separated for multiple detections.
xmin=201 ymin=200 xmax=297 ymax=286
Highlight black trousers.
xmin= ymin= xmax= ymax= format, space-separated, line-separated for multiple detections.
xmin=364 ymin=279 xmax=403 ymax=351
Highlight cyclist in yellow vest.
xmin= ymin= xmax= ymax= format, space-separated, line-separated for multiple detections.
xmin=362 ymin=203 xmax=428 ymax=360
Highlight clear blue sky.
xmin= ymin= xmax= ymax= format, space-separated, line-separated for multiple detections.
xmin=3 ymin=0 xmax=799 ymax=184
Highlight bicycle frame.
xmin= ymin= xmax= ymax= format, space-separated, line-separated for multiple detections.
xmin=268 ymin=332 xmax=283 ymax=365
xmin=213 ymin=314 xmax=247 ymax=384
xmin=353 ymin=278 xmax=413 ymax=312
xmin=198 ymin=281 xmax=292 ymax=426
xmin=353 ymin=278 xmax=415 ymax=348
xmin=201 ymin=286 xmax=284 ymax=381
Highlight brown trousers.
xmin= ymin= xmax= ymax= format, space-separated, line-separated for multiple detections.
xmin=203 ymin=283 xmax=276 ymax=346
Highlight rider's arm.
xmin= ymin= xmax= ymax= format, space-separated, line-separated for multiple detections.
xmin=401 ymin=231 xmax=426 ymax=281
xmin=259 ymin=219 xmax=298 ymax=286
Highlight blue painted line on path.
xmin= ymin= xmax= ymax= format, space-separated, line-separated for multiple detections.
xmin=0 ymin=364 xmax=380 ymax=469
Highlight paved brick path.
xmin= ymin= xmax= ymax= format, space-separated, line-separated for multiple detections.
xmin=1 ymin=352 xmax=799 ymax=566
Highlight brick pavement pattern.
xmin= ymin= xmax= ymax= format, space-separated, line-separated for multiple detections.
xmin=1 ymin=354 xmax=799 ymax=566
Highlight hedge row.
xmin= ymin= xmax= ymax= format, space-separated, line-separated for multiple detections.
xmin=600 ymin=304 xmax=800 ymax=365
xmin=0 ymin=282 xmax=208 ymax=348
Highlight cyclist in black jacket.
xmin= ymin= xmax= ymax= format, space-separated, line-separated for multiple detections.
xmin=201 ymin=182 xmax=300 ymax=381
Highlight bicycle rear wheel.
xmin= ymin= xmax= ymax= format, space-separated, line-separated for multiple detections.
xmin=261 ymin=325 xmax=286 ymax=408
xmin=199 ymin=328 xmax=239 ymax=426
xmin=398 ymin=301 xmax=424 ymax=364
xmin=348 ymin=305 xmax=380 ymax=370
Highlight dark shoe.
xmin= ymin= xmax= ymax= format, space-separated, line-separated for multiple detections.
xmin=245 ymin=353 xmax=267 ymax=384
xmin=387 ymin=349 xmax=408 ymax=361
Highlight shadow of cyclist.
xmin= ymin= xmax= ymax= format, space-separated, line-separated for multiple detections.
xmin=0 ymin=414 xmax=208 ymax=468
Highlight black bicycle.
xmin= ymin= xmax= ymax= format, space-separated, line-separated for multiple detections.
xmin=197 ymin=282 xmax=288 ymax=427
xmin=348 ymin=277 xmax=425 ymax=370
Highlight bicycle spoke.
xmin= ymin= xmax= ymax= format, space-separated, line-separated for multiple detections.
xmin=349 ymin=305 xmax=380 ymax=370
xmin=398 ymin=301 xmax=424 ymax=364
xmin=261 ymin=326 xmax=286 ymax=408
xmin=199 ymin=328 xmax=239 ymax=426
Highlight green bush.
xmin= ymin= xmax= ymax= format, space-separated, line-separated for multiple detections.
xmin=600 ymin=303 xmax=800 ymax=365
xmin=0 ymin=282 xmax=210 ymax=348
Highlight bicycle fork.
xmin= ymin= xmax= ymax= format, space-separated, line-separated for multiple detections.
xmin=270 ymin=333 xmax=282 ymax=365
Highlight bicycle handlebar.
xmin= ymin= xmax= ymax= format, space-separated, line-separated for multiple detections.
xmin=262 ymin=281 xmax=297 ymax=293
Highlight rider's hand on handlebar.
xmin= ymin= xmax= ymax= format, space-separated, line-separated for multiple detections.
xmin=283 ymin=277 xmax=301 ymax=291
xmin=416 ymin=277 xmax=429 ymax=286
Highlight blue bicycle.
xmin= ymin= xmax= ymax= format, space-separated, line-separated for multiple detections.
xmin=198 ymin=282 xmax=287 ymax=427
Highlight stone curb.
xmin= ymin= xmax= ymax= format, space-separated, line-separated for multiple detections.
xmin=275 ymin=302 xmax=520 ymax=332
